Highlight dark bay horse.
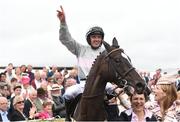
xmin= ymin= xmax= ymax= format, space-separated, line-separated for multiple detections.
xmin=73 ymin=37 xmax=145 ymax=121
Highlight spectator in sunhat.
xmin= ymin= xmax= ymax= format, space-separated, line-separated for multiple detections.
xmin=21 ymin=76 xmax=35 ymax=99
xmin=51 ymin=84 xmax=66 ymax=118
xmin=146 ymin=74 xmax=180 ymax=122
xmin=9 ymin=83 xmax=22 ymax=114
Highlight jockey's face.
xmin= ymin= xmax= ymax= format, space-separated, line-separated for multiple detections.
xmin=90 ymin=34 xmax=103 ymax=49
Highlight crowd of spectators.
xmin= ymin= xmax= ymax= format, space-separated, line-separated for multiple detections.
xmin=115 ymin=68 xmax=180 ymax=121
xmin=0 ymin=63 xmax=179 ymax=121
xmin=0 ymin=63 xmax=78 ymax=121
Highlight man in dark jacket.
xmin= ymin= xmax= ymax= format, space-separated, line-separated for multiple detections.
xmin=51 ymin=84 xmax=66 ymax=118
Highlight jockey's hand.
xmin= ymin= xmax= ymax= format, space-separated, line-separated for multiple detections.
xmin=114 ymin=87 xmax=123 ymax=95
xmin=57 ymin=5 xmax=66 ymax=23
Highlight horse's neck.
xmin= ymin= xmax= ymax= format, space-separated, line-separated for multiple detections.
xmin=83 ymin=76 xmax=107 ymax=96
xmin=83 ymin=54 xmax=107 ymax=96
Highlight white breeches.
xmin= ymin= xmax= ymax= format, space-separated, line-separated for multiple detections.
xmin=63 ymin=81 xmax=114 ymax=100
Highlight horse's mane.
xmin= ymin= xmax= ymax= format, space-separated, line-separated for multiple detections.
xmin=86 ymin=51 xmax=106 ymax=84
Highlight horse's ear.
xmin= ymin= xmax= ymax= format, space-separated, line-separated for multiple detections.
xmin=103 ymin=41 xmax=111 ymax=51
xmin=112 ymin=37 xmax=119 ymax=48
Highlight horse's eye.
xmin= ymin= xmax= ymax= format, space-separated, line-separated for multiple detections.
xmin=115 ymin=58 xmax=121 ymax=63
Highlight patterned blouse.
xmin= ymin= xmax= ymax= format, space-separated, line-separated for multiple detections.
xmin=146 ymin=100 xmax=180 ymax=122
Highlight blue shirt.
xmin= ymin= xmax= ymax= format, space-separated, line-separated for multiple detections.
xmin=0 ymin=110 xmax=10 ymax=122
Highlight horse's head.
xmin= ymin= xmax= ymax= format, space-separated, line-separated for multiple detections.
xmin=102 ymin=37 xmax=146 ymax=95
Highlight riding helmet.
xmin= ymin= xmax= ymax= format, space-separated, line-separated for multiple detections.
xmin=86 ymin=26 xmax=104 ymax=45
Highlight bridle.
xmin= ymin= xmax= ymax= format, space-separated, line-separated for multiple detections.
xmin=105 ymin=48 xmax=135 ymax=89
xmin=105 ymin=48 xmax=151 ymax=98
xmin=82 ymin=48 xmax=135 ymax=99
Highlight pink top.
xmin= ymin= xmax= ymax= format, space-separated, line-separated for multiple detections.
xmin=125 ymin=108 xmax=153 ymax=122
xmin=37 ymin=111 xmax=52 ymax=119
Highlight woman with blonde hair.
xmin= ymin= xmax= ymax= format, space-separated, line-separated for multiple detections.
xmin=10 ymin=95 xmax=36 ymax=121
xmin=10 ymin=95 xmax=26 ymax=121
xmin=147 ymin=75 xmax=179 ymax=121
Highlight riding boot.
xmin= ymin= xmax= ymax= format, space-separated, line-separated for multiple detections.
xmin=65 ymin=99 xmax=73 ymax=121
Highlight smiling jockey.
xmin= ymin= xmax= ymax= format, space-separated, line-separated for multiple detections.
xmin=57 ymin=6 xmax=115 ymax=121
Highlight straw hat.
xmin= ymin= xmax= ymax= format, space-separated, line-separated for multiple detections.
xmin=13 ymin=83 xmax=22 ymax=91
xmin=51 ymin=84 xmax=61 ymax=91
xmin=157 ymin=74 xmax=177 ymax=85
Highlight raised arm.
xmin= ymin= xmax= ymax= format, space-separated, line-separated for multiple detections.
xmin=57 ymin=6 xmax=82 ymax=56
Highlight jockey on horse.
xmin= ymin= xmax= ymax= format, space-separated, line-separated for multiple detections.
xmin=57 ymin=6 xmax=117 ymax=121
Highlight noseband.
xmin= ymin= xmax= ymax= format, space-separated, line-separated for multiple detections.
xmin=105 ymin=48 xmax=135 ymax=88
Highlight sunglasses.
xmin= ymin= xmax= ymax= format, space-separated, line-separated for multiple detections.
xmin=16 ymin=100 xmax=24 ymax=104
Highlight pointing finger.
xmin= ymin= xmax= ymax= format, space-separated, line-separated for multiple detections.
xmin=60 ymin=5 xmax=64 ymax=13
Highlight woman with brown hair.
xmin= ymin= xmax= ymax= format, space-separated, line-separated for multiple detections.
xmin=147 ymin=75 xmax=179 ymax=121
xmin=119 ymin=82 xmax=157 ymax=121
xmin=36 ymin=100 xmax=53 ymax=120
